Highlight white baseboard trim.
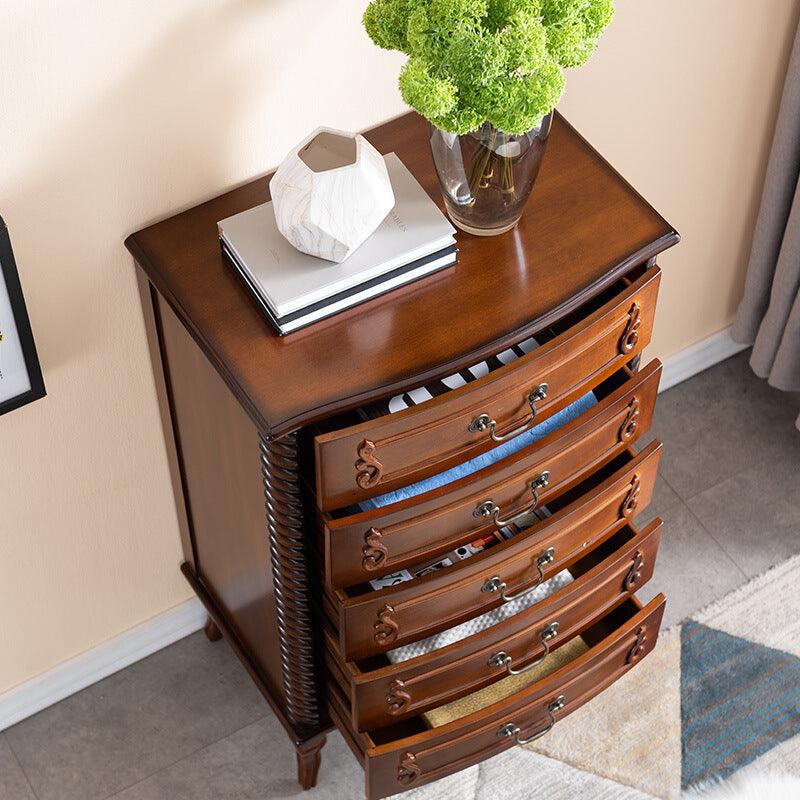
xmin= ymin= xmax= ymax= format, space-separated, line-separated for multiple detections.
xmin=0 ymin=597 xmax=205 ymax=732
xmin=0 ymin=328 xmax=749 ymax=733
xmin=659 ymin=326 xmax=749 ymax=393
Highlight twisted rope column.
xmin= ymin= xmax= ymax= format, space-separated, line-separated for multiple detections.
xmin=259 ymin=432 xmax=320 ymax=731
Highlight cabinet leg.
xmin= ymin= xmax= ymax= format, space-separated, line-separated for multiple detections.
xmin=296 ymin=735 xmax=326 ymax=790
xmin=203 ymin=617 xmax=222 ymax=642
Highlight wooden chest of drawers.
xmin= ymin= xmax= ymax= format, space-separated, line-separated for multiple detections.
xmin=127 ymin=111 xmax=678 ymax=799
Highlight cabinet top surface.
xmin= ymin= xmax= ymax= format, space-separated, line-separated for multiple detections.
xmin=127 ymin=112 xmax=678 ymax=436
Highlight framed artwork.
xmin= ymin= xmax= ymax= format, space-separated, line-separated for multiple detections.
xmin=0 ymin=216 xmax=45 ymax=416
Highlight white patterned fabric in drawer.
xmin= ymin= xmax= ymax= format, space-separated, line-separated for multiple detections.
xmin=386 ymin=569 xmax=574 ymax=663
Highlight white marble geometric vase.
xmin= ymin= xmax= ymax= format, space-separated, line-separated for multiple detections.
xmin=269 ymin=127 xmax=396 ymax=263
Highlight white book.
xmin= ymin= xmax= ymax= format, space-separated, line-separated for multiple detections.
xmin=218 ymin=153 xmax=456 ymax=318
xmin=231 ymin=246 xmax=457 ymax=334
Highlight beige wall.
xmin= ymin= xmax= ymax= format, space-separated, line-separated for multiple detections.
xmin=560 ymin=0 xmax=800 ymax=357
xmin=1 ymin=0 xmax=797 ymax=694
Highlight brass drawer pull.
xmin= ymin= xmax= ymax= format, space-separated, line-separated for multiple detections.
xmin=469 ymin=384 xmax=549 ymax=442
xmin=481 ymin=546 xmax=556 ymax=602
xmin=474 ymin=471 xmax=550 ymax=529
xmin=488 ymin=622 xmax=559 ymax=675
xmin=497 ymin=695 xmax=566 ymax=745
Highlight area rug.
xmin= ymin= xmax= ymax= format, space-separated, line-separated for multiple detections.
xmin=406 ymin=554 xmax=800 ymax=800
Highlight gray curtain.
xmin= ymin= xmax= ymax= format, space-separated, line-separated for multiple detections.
xmin=731 ymin=19 xmax=800 ymax=430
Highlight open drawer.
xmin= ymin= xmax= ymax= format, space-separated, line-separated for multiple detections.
xmin=320 ymin=356 xmax=661 ymax=593
xmin=327 ymin=516 xmax=663 ymax=731
xmin=314 ymin=265 xmax=661 ymax=511
xmin=322 ymin=431 xmax=662 ymax=661
xmin=329 ymin=593 xmax=666 ymax=800
xmin=323 ymin=366 xmax=659 ymax=661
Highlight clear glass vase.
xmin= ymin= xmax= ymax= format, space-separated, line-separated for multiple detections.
xmin=429 ymin=113 xmax=553 ymax=237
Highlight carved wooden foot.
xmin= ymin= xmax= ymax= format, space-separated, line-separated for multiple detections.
xmin=296 ymin=735 xmax=326 ymax=790
xmin=203 ymin=617 xmax=223 ymax=642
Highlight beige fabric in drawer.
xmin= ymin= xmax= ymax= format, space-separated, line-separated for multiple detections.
xmin=424 ymin=635 xmax=589 ymax=728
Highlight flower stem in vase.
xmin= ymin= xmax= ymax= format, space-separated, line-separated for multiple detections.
xmin=501 ymin=154 xmax=516 ymax=199
xmin=467 ymin=128 xmax=499 ymax=205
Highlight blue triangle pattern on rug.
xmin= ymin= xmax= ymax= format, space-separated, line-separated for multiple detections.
xmin=681 ymin=618 xmax=800 ymax=788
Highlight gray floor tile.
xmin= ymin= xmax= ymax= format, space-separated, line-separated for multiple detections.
xmin=635 ymin=502 xmax=748 ymax=628
xmin=0 ymin=734 xmax=36 ymax=800
xmin=686 ymin=440 xmax=800 ymax=579
xmin=648 ymin=352 xmax=800 ymax=500
xmin=633 ymin=473 xmax=681 ymax=526
xmin=5 ymin=632 xmax=266 ymax=800
xmin=109 ymin=718 xmax=362 ymax=800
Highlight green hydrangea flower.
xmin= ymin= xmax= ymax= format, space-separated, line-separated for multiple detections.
xmin=363 ymin=0 xmax=416 ymax=51
xmin=482 ymin=57 xmax=562 ymax=133
xmin=583 ymin=0 xmax=614 ymax=36
xmin=546 ymin=14 xmax=595 ymax=68
xmin=398 ymin=57 xmax=457 ymax=119
xmin=363 ymin=0 xmax=614 ymax=134
xmin=444 ymin=29 xmax=508 ymax=87
xmin=488 ymin=0 xmax=544 ymax=28
xmin=501 ymin=10 xmax=548 ymax=77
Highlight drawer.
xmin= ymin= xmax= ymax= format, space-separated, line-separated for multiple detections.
xmin=314 ymin=265 xmax=661 ymax=511
xmin=328 ymin=516 xmax=663 ymax=731
xmin=322 ymin=358 xmax=661 ymax=597
xmin=324 ymin=436 xmax=660 ymax=662
xmin=328 ymin=594 xmax=666 ymax=800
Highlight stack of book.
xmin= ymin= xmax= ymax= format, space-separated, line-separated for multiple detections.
xmin=218 ymin=153 xmax=457 ymax=335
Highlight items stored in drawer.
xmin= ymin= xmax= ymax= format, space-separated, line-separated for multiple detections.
xmin=320 ymin=360 xmax=662 ymax=596
xmin=322 ymin=433 xmax=661 ymax=663
xmin=326 ymin=514 xmax=663 ymax=731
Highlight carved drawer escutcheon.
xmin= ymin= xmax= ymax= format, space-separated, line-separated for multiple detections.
xmin=361 ymin=527 xmax=388 ymax=571
xmin=620 ymin=303 xmax=642 ymax=354
xmin=355 ymin=439 xmax=384 ymax=489
xmin=374 ymin=604 xmax=399 ymax=645
xmin=619 ymin=398 xmax=641 ymax=443
xmin=627 ymin=626 xmax=648 ymax=664
xmin=621 ymin=474 xmax=642 ymax=518
xmin=624 ymin=549 xmax=646 ymax=591
xmin=397 ymin=752 xmax=421 ymax=786
xmin=386 ymin=679 xmax=411 ymax=715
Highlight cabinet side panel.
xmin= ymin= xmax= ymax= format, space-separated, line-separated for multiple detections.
xmin=155 ymin=294 xmax=285 ymax=705
xmin=136 ymin=272 xmax=196 ymax=569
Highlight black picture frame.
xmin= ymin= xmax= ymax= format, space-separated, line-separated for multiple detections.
xmin=0 ymin=216 xmax=46 ymax=416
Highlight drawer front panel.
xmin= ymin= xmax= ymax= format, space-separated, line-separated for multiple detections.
xmin=340 ymin=516 xmax=663 ymax=731
xmin=315 ymin=267 xmax=661 ymax=511
xmin=329 ymin=365 xmax=661 ymax=661
xmin=324 ymin=360 xmax=661 ymax=591
xmin=330 ymin=596 xmax=666 ymax=800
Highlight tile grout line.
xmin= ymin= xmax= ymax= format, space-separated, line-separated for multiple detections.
xmin=666 ymin=440 xmax=797 ymax=582
xmin=676 ymin=497 xmax=751 ymax=581
xmin=666 ymin=436 xmax=783 ymax=508
xmin=95 ymin=713 xmax=270 ymax=800
xmin=657 ymin=470 xmax=682 ymax=504
xmin=657 ymin=427 xmax=763 ymax=583
xmin=6 ymin=735 xmax=42 ymax=800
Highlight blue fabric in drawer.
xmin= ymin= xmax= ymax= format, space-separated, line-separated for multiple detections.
xmin=359 ymin=391 xmax=598 ymax=511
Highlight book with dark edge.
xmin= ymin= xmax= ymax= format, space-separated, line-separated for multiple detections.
xmin=224 ymin=241 xmax=457 ymax=334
